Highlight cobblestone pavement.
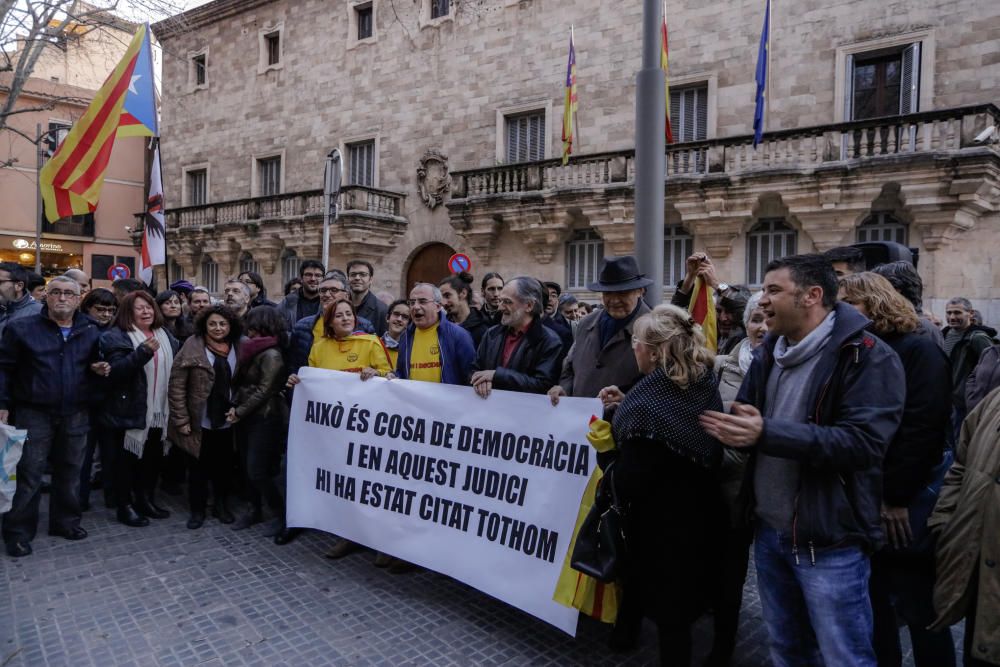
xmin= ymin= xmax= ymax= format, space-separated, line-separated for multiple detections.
xmin=1 ymin=493 xmax=962 ymax=666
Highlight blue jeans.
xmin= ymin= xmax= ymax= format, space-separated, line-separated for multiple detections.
xmin=2 ymin=407 xmax=89 ymax=544
xmin=755 ymin=525 xmax=876 ymax=667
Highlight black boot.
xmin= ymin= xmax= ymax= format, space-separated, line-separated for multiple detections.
xmin=117 ymin=505 xmax=150 ymax=528
xmin=231 ymin=506 xmax=262 ymax=531
xmin=187 ymin=511 xmax=205 ymax=529
xmin=134 ymin=492 xmax=169 ymax=520
xmin=274 ymin=526 xmax=302 ymax=545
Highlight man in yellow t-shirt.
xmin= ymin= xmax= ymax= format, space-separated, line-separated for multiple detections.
xmin=391 ymin=283 xmax=475 ymax=386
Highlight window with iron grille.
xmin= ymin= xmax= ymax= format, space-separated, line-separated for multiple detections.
xmin=202 ymin=258 xmax=219 ymax=294
xmin=663 ymin=225 xmax=694 ymax=286
xmin=257 ymin=156 xmax=281 ymax=196
xmin=565 ymin=230 xmax=605 ymax=290
xmin=669 ymin=85 xmax=708 ymax=142
xmin=430 ymin=0 xmax=449 ymax=19
xmin=193 ymin=54 xmax=206 ymax=86
xmin=186 ymin=168 xmax=207 ymax=206
xmin=348 ymin=140 xmax=376 ymax=186
xmin=282 ymin=251 xmax=301 ymax=285
xmin=239 ymin=253 xmax=260 ymax=275
xmin=265 ymin=31 xmax=280 ymax=66
xmin=505 ymin=111 xmax=545 ymax=163
xmin=746 ymin=219 xmax=798 ymax=285
xmin=356 ymin=3 xmax=373 ymax=39
xmin=857 ymin=212 xmax=908 ymax=245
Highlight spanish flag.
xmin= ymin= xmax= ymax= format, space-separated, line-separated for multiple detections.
xmin=40 ymin=24 xmax=157 ymax=223
xmin=561 ymin=28 xmax=578 ymax=166
xmin=661 ymin=17 xmax=674 ymax=144
xmin=689 ymin=276 xmax=718 ymax=352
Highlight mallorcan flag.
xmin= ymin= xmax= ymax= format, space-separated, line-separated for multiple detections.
xmin=139 ymin=142 xmax=165 ymax=285
xmin=40 ymin=24 xmax=158 ymax=222
xmin=689 ymin=275 xmax=718 ymax=352
xmin=561 ymin=29 xmax=578 ymax=166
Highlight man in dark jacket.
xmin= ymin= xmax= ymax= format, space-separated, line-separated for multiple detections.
xmin=541 ymin=281 xmax=573 ymax=352
xmin=278 ymin=260 xmax=324 ymax=329
xmin=0 ymin=276 xmax=105 ymax=557
xmin=700 ymin=254 xmax=905 ymax=667
xmin=942 ymin=297 xmax=995 ymax=436
xmin=347 ymin=260 xmax=388 ymax=337
xmin=0 ymin=262 xmax=42 ymax=337
xmin=393 ymin=283 xmax=475 ymax=386
xmin=471 ymin=276 xmax=562 ymax=397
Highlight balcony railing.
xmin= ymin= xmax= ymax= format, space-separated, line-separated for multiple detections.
xmin=163 ymin=184 xmax=406 ymax=229
xmin=450 ymin=103 xmax=1000 ymax=199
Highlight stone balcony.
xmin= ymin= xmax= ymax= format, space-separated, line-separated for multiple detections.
xmin=140 ymin=185 xmax=407 ymax=279
xmin=446 ymin=103 xmax=1000 ymax=260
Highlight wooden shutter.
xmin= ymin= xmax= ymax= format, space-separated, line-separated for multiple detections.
xmin=899 ymin=43 xmax=920 ymax=114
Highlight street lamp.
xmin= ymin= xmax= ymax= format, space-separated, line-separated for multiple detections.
xmin=34 ymin=122 xmax=67 ymax=275
xmin=322 ymin=148 xmax=343 ymax=270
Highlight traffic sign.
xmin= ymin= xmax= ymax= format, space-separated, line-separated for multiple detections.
xmin=448 ymin=253 xmax=472 ymax=274
xmin=108 ymin=263 xmax=131 ymax=281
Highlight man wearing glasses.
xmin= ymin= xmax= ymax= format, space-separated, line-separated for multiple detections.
xmin=391 ymin=283 xmax=475 ymax=386
xmin=0 ymin=262 xmax=43 ymax=337
xmin=287 ymin=275 xmax=376 ymax=374
xmin=346 ymin=260 xmax=388 ymax=337
xmin=0 ymin=276 xmax=106 ymax=557
xmin=278 ymin=260 xmax=326 ymax=330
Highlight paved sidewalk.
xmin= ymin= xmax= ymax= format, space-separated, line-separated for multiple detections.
xmin=1 ymin=494 xmax=960 ymax=666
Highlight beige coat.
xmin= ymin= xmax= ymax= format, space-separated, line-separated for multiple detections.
xmin=929 ymin=386 xmax=1000 ymax=664
xmin=558 ymin=302 xmax=650 ymax=398
xmin=167 ymin=335 xmax=217 ymax=458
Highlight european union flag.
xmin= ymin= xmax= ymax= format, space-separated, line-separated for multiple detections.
xmin=753 ymin=0 xmax=770 ymax=148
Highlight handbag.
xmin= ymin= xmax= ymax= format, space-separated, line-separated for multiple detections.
xmin=571 ymin=462 xmax=626 ymax=583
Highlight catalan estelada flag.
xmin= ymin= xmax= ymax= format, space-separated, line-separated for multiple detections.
xmin=752 ymin=0 xmax=770 ymax=149
xmin=561 ymin=29 xmax=578 ymax=166
xmin=661 ymin=17 xmax=674 ymax=144
xmin=689 ymin=276 xmax=718 ymax=352
xmin=40 ymin=24 xmax=157 ymax=222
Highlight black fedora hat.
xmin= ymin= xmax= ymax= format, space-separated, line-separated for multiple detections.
xmin=587 ymin=256 xmax=654 ymax=292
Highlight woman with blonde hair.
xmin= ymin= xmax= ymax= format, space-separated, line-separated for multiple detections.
xmin=596 ymin=304 xmax=725 ymax=665
xmin=838 ymin=272 xmax=955 ymax=667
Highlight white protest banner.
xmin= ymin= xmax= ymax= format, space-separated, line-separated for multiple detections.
xmin=287 ymin=367 xmax=601 ymax=635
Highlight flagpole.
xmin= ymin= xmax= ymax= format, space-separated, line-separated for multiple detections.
xmin=571 ymin=25 xmax=580 ymax=154
xmin=634 ymin=0 xmax=665 ymax=305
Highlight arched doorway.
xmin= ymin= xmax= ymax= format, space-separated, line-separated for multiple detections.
xmin=405 ymin=243 xmax=455 ymax=292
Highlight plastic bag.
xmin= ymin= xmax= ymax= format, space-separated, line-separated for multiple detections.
xmin=0 ymin=423 xmax=28 ymax=513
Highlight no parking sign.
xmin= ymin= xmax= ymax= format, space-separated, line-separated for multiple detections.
xmin=107 ymin=263 xmax=131 ymax=281
xmin=448 ymin=253 xmax=472 ymax=274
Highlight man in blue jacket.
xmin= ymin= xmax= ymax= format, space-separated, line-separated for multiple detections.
xmin=700 ymin=254 xmax=905 ymax=667
xmin=0 ymin=276 xmax=105 ymax=557
xmin=392 ymin=283 xmax=475 ymax=386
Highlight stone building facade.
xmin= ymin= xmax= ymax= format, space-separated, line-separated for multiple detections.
xmin=154 ymin=0 xmax=1000 ymax=320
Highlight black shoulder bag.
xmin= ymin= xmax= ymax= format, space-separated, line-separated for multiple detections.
xmin=570 ymin=462 xmax=626 ymax=583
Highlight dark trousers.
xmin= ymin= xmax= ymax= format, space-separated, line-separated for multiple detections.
xmin=870 ymin=550 xmax=956 ymax=667
xmin=236 ymin=415 xmax=284 ymax=516
xmin=2 ymin=407 xmax=89 ymax=544
xmin=964 ymin=568 xmax=991 ymax=667
xmin=712 ymin=524 xmax=753 ymax=657
xmin=79 ymin=422 xmax=117 ymax=508
xmin=187 ymin=427 xmax=234 ymax=513
xmin=112 ymin=428 xmax=164 ymax=510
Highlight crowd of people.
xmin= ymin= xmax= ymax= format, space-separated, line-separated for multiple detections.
xmin=0 ymin=245 xmax=998 ymax=667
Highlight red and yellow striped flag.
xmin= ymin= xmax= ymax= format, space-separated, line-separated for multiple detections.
xmin=689 ymin=276 xmax=717 ymax=351
xmin=561 ymin=29 xmax=578 ymax=166
xmin=39 ymin=25 xmax=148 ymax=222
xmin=661 ymin=17 xmax=674 ymax=144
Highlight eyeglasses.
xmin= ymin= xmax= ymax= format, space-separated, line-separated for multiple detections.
xmin=47 ymin=290 xmax=79 ymax=299
xmin=348 ymin=272 xmax=370 ymax=279
xmin=91 ymin=306 xmax=117 ymax=315
xmin=406 ymin=298 xmax=436 ymax=307
xmin=319 ymin=287 xmax=347 ymax=295
xmin=389 ymin=311 xmax=410 ymax=320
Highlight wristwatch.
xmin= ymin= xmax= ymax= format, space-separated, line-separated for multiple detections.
xmin=717 ymin=282 xmax=730 ymax=294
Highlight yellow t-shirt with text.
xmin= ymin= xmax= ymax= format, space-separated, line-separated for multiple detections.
xmin=409 ymin=323 xmax=443 ymax=383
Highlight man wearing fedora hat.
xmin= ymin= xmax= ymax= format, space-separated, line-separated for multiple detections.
xmin=548 ymin=255 xmax=652 ymax=650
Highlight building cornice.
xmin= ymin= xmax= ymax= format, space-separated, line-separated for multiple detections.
xmin=153 ymin=0 xmax=278 ymax=40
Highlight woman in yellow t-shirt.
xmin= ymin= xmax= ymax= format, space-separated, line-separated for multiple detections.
xmin=288 ymin=299 xmax=392 ymax=382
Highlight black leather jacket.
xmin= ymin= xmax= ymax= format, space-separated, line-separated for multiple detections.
xmin=473 ymin=317 xmax=563 ymax=394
